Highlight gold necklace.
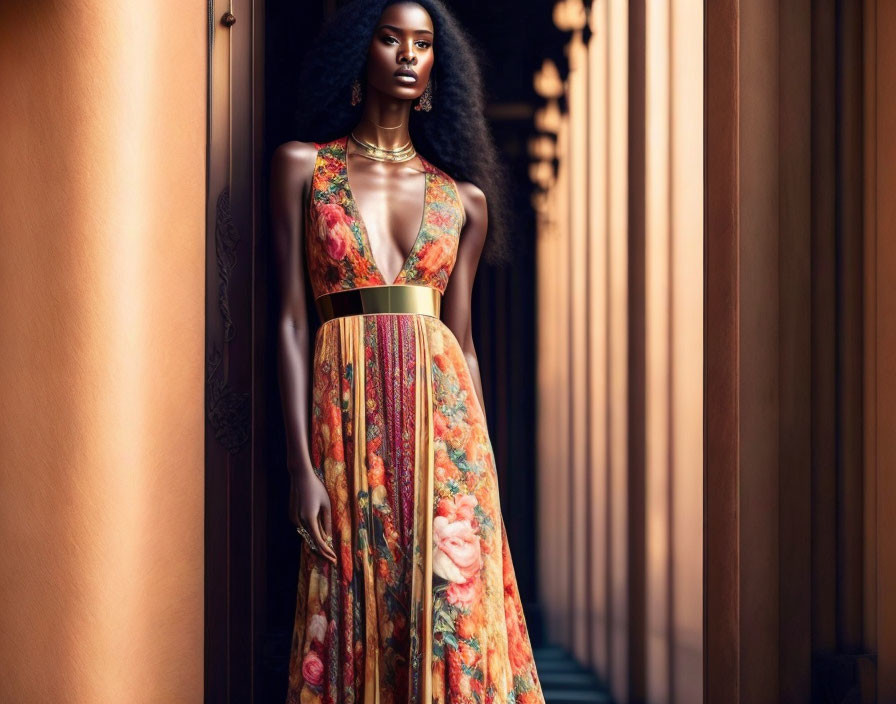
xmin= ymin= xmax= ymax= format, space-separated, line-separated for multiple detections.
xmin=361 ymin=116 xmax=404 ymax=130
xmin=349 ymin=130 xmax=417 ymax=163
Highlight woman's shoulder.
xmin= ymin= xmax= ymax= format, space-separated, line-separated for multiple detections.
xmin=272 ymin=140 xmax=320 ymax=163
xmin=451 ymin=179 xmax=486 ymax=234
xmin=453 ymin=179 xmax=486 ymax=212
xmin=270 ymin=141 xmax=321 ymax=191
xmin=452 ymin=179 xmax=485 ymax=204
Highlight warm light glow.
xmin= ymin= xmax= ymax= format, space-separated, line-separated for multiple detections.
xmin=533 ymin=58 xmax=564 ymax=98
xmin=553 ymin=0 xmax=587 ymax=31
xmin=529 ymin=160 xmax=554 ymax=189
xmin=534 ymin=98 xmax=562 ymax=134
xmin=528 ymin=134 xmax=556 ymax=161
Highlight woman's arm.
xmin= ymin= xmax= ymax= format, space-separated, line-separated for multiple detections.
xmin=269 ymin=140 xmax=337 ymax=563
xmin=441 ymin=181 xmax=490 ymax=423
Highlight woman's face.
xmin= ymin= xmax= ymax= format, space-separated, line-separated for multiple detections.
xmin=365 ymin=2 xmax=435 ymax=102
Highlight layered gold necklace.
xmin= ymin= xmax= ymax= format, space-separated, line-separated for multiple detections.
xmin=349 ymin=130 xmax=417 ymax=163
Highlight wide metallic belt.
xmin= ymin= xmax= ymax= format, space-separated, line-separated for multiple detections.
xmin=315 ymin=284 xmax=442 ymax=323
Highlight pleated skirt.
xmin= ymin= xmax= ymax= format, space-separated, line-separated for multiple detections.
xmin=286 ymin=313 xmax=544 ymax=704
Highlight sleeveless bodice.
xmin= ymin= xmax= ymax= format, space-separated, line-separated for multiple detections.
xmin=305 ymin=135 xmax=465 ymax=299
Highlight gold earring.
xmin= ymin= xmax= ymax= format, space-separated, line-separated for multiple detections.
xmin=351 ymin=77 xmax=362 ymax=106
xmin=414 ymin=80 xmax=433 ymax=112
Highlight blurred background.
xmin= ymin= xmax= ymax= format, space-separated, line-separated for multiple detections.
xmin=2 ymin=1 xmax=894 ymax=703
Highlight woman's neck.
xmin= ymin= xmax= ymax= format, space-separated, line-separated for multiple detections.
xmin=352 ymin=87 xmax=413 ymax=149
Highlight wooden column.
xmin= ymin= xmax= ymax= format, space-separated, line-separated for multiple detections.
xmin=703 ymin=1 xmax=740 ymax=701
xmin=864 ymin=0 xmax=896 ymax=698
xmin=705 ymin=1 xmax=879 ymax=702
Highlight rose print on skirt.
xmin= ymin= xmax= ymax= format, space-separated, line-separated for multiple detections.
xmin=433 ymin=494 xmax=483 ymax=609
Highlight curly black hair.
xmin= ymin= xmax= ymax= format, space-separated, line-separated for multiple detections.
xmin=293 ymin=0 xmax=512 ymax=266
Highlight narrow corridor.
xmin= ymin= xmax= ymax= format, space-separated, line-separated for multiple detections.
xmin=534 ymin=646 xmax=613 ymax=704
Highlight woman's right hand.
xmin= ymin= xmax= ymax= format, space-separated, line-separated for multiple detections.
xmin=271 ymin=142 xmax=337 ymax=565
xmin=290 ymin=469 xmax=338 ymax=564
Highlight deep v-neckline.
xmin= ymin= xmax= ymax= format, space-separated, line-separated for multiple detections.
xmin=342 ymin=137 xmax=430 ymax=286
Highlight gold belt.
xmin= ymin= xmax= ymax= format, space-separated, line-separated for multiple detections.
xmin=315 ymin=284 xmax=442 ymax=323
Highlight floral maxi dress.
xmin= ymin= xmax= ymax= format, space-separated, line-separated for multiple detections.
xmin=286 ymin=136 xmax=545 ymax=704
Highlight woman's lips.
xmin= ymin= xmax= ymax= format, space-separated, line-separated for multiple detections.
xmin=394 ymin=74 xmax=418 ymax=83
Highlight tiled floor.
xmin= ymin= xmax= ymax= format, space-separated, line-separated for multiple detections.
xmin=533 ymin=645 xmax=613 ymax=704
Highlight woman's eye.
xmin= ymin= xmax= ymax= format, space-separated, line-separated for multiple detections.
xmin=379 ymin=35 xmax=430 ymax=49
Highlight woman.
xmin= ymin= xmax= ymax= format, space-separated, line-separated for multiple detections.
xmin=269 ymin=2 xmax=544 ymax=702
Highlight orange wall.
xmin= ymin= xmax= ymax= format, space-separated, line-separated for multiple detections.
xmin=0 ymin=3 xmax=206 ymax=701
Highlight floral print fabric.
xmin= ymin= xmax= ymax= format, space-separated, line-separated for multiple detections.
xmin=286 ymin=137 xmax=544 ymax=704
xmin=305 ymin=136 xmax=464 ymax=294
